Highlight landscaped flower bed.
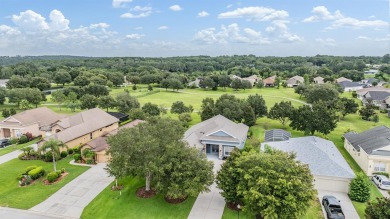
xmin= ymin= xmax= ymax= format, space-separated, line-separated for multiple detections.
xmin=44 ymin=168 xmax=67 ymax=185
xmin=17 ymin=165 xmax=45 ymax=186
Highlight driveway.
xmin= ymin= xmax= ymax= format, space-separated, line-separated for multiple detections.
xmin=0 ymin=207 xmax=64 ymax=219
xmin=30 ymin=163 xmax=114 ymax=219
xmin=0 ymin=143 xmax=38 ymax=165
xmin=317 ymin=190 xmax=359 ymax=219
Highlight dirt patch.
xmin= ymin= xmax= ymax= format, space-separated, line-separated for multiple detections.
xmin=43 ymin=172 xmax=69 ymax=185
xmin=111 ymin=185 xmax=124 ymax=191
xmin=136 ymin=187 xmax=156 ymax=198
xmin=164 ymin=196 xmax=188 ymax=204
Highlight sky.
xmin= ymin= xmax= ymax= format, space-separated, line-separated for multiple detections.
xmin=0 ymin=0 xmax=389 ymax=57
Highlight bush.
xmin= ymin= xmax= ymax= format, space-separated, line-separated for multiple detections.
xmin=45 ymin=151 xmax=53 ymax=162
xmin=60 ymin=151 xmax=68 ymax=158
xmin=365 ymin=197 xmax=390 ymax=219
xmin=16 ymin=174 xmax=24 ymax=181
xmin=55 ymin=170 xmax=62 ymax=176
xmin=67 ymin=148 xmax=74 ymax=155
xmin=18 ymin=153 xmax=25 ymax=160
xmin=10 ymin=137 xmax=18 ymax=145
xmin=47 ymin=171 xmax=60 ymax=183
xmin=28 ymin=166 xmax=45 ymax=180
xmin=61 ymin=168 xmax=65 ymax=173
xmin=24 ymin=166 xmax=38 ymax=174
xmin=19 ymin=175 xmax=32 ymax=186
xmin=86 ymin=159 xmax=94 ymax=164
xmin=18 ymin=135 xmax=29 ymax=144
xmin=352 ymin=91 xmax=357 ymax=98
xmin=73 ymin=146 xmax=80 ymax=154
xmin=373 ymin=172 xmax=389 ymax=178
xmin=349 ymin=172 xmax=371 ymax=202
xmin=25 ymin=132 xmax=33 ymax=141
xmin=73 ymin=153 xmax=81 ymax=162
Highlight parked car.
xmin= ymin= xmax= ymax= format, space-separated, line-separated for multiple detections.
xmin=372 ymin=174 xmax=390 ymax=190
xmin=322 ymin=195 xmax=345 ymax=219
xmin=0 ymin=139 xmax=11 ymax=148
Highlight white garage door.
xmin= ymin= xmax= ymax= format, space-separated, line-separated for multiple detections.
xmin=314 ymin=176 xmax=351 ymax=193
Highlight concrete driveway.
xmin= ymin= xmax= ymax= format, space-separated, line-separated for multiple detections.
xmin=317 ymin=190 xmax=359 ymax=219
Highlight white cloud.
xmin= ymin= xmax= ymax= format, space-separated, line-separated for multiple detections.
xmin=198 ymin=11 xmax=209 ymax=18
xmin=12 ymin=10 xmax=49 ymax=31
xmin=356 ymin=36 xmax=371 ymax=40
xmin=158 ymin=26 xmax=168 ymax=30
xmin=48 ymin=10 xmax=69 ymax=31
xmin=315 ymin=38 xmax=336 ymax=46
xmin=227 ymin=4 xmax=233 ymax=9
xmin=126 ymin=33 xmax=144 ymax=39
xmin=169 ymin=5 xmax=182 ymax=11
xmin=134 ymin=26 xmax=143 ymax=30
xmin=131 ymin=6 xmax=152 ymax=12
xmin=90 ymin=23 xmax=110 ymax=29
xmin=218 ymin=6 xmax=289 ymax=22
xmin=265 ymin=21 xmax=304 ymax=42
xmin=112 ymin=0 xmax=132 ymax=8
xmin=120 ymin=11 xmax=151 ymax=18
xmin=303 ymin=6 xmax=388 ymax=29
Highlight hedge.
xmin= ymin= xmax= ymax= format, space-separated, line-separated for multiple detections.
xmin=47 ymin=171 xmax=62 ymax=183
xmin=28 ymin=166 xmax=45 ymax=180
xmin=24 ymin=166 xmax=38 ymax=174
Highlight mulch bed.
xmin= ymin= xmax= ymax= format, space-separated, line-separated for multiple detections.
xmin=136 ymin=187 xmax=156 ymax=198
xmin=43 ymin=172 xmax=68 ymax=185
xmin=164 ymin=196 xmax=188 ymax=204
xmin=111 ymin=185 xmax=124 ymax=191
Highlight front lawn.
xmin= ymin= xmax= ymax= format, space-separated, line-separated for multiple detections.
xmin=0 ymin=138 xmax=40 ymax=156
xmin=81 ymin=177 xmax=196 ymax=219
xmin=0 ymin=156 xmax=89 ymax=209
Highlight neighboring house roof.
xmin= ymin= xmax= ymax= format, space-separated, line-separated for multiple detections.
xmin=338 ymin=81 xmax=362 ymax=88
xmin=0 ymin=107 xmax=63 ymax=128
xmin=264 ymin=129 xmax=291 ymax=142
xmin=184 ymin=115 xmax=249 ymax=149
xmin=336 ymin=77 xmax=353 ymax=83
xmin=263 ymin=75 xmax=276 ymax=85
xmin=344 ymin=126 xmax=390 ymax=154
xmin=242 ymin=75 xmax=261 ymax=86
xmin=286 ymin=76 xmax=304 ymax=85
xmin=48 ymin=108 xmax=119 ymax=143
xmin=86 ymin=119 xmax=145 ymax=152
xmin=313 ymin=76 xmax=324 ymax=83
xmin=261 ymin=136 xmax=355 ymax=179
xmin=107 ymin=112 xmax=129 ymax=122
xmin=357 ymin=87 xmax=390 ymax=97
xmin=364 ymin=91 xmax=390 ymax=101
xmin=0 ymin=79 xmax=9 ymax=87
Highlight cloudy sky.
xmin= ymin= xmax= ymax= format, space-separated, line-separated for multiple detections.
xmin=0 ymin=0 xmax=389 ymax=57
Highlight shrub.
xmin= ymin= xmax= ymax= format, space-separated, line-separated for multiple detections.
xmin=73 ymin=153 xmax=81 ymax=162
xmin=365 ymin=197 xmax=390 ymax=219
xmin=349 ymin=172 xmax=371 ymax=202
xmin=16 ymin=174 xmax=24 ymax=181
xmin=86 ymin=159 xmax=94 ymax=164
xmin=45 ymin=151 xmax=53 ymax=162
xmin=47 ymin=171 xmax=60 ymax=183
xmin=28 ymin=166 xmax=45 ymax=180
xmin=24 ymin=166 xmax=38 ymax=174
xmin=61 ymin=168 xmax=65 ymax=173
xmin=19 ymin=175 xmax=32 ymax=186
xmin=60 ymin=151 xmax=68 ymax=158
xmin=373 ymin=172 xmax=389 ymax=178
xmin=55 ymin=170 xmax=62 ymax=176
xmin=18 ymin=135 xmax=29 ymax=144
xmin=352 ymin=91 xmax=357 ymax=98
xmin=10 ymin=137 xmax=18 ymax=145
xmin=73 ymin=146 xmax=80 ymax=154
xmin=67 ymin=148 xmax=74 ymax=155
xmin=18 ymin=153 xmax=25 ymax=160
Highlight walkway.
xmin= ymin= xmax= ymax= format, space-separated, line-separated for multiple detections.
xmin=188 ymin=159 xmax=225 ymax=219
xmin=0 ymin=207 xmax=63 ymax=219
xmin=0 ymin=143 xmax=38 ymax=165
xmin=30 ymin=163 xmax=114 ymax=219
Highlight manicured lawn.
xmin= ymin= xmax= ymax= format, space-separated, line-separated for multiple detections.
xmin=0 ymin=156 xmax=89 ymax=209
xmin=81 ymin=177 xmax=196 ymax=219
xmin=0 ymin=138 xmax=40 ymax=156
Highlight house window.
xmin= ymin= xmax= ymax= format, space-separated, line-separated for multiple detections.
xmin=90 ymin=133 xmax=93 ymax=140
xmin=224 ymin=146 xmax=235 ymax=156
xmin=374 ymin=162 xmax=386 ymax=172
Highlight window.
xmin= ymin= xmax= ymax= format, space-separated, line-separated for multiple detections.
xmin=224 ymin=146 xmax=235 ymax=156
xmin=374 ymin=162 xmax=386 ymax=172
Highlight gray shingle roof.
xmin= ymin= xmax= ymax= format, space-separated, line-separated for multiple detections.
xmin=364 ymin=91 xmax=390 ymax=101
xmin=338 ymin=81 xmax=362 ymax=88
xmin=343 ymin=126 xmax=390 ymax=154
xmin=261 ymin=136 xmax=355 ymax=179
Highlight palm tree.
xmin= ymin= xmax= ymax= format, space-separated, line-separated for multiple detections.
xmin=38 ymin=139 xmax=67 ymax=172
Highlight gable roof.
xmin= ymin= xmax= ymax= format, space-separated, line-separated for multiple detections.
xmin=336 ymin=77 xmax=352 ymax=83
xmin=286 ymin=76 xmax=304 ymax=85
xmin=338 ymin=81 xmax=362 ymax=88
xmin=184 ymin=115 xmax=249 ymax=149
xmin=357 ymin=87 xmax=390 ymax=96
xmin=263 ymin=75 xmax=276 ymax=84
xmin=344 ymin=126 xmax=390 ymax=154
xmin=261 ymin=136 xmax=355 ymax=179
xmin=364 ymin=91 xmax=390 ymax=101
xmin=0 ymin=107 xmax=63 ymax=128
xmin=48 ymin=108 xmax=119 ymax=143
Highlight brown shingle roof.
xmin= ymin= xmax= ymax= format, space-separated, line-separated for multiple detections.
xmin=0 ymin=107 xmax=63 ymax=128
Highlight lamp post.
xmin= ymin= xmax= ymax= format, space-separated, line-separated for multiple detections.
xmin=237 ymin=204 xmax=241 ymax=219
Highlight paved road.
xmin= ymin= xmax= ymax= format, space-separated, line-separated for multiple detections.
xmin=317 ymin=190 xmax=359 ymax=219
xmin=0 ymin=207 xmax=64 ymax=219
xmin=188 ymin=159 xmax=225 ymax=219
xmin=30 ymin=163 xmax=114 ymax=219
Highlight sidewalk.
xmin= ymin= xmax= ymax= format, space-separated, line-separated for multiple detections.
xmin=30 ymin=163 xmax=114 ymax=219
xmin=188 ymin=160 xmax=225 ymax=219
xmin=0 ymin=207 xmax=64 ymax=219
xmin=0 ymin=143 xmax=38 ymax=165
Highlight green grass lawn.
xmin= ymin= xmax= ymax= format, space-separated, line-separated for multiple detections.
xmin=81 ymin=177 xmax=196 ymax=219
xmin=0 ymin=156 xmax=89 ymax=209
xmin=0 ymin=138 xmax=40 ymax=156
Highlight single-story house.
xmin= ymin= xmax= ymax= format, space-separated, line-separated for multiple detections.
xmin=356 ymin=87 xmax=390 ymax=100
xmin=184 ymin=114 xmax=249 ymax=159
xmin=0 ymin=79 xmax=9 ymax=88
xmin=43 ymin=108 xmax=119 ymax=148
xmin=262 ymin=136 xmax=355 ymax=193
xmin=263 ymin=75 xmax=277 ymax=87
xmin=361 ymin=78 xmax=387 ymax=87
xmin=242 ymin=75 xmax=261 ymax=86
xmin=264 ymin=129 xmax=291 ymax=142
xmin=0 ymin=107 xmax=63 ymax=139
xmin=313 ymin=76 xmax=324 ymax=84
xmin=286 ymin=75 xmax=304 ymax=87
xmin=362 ymin=91 xmax=390 ymax=109
xmin=344 ymin=126 xmax=390 ymax=176
xmin=188 ymin=77 xmax=202 ymax=88
xmin=336 ymin=77 xmax=353 ymax=83
xmin=84 ymin=119 xmax=144 ymax=163
xmin=338 ymin=81 xmax=364 ymax=92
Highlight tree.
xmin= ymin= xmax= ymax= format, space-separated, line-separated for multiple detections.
xmin=2 ymin=109 xmax=10 ymax=118
xmin=73 ymin=75 xmax=90 ymax=86
xmin=107 ymin=72 xmax=124 ymax=87
xmin=214 ymin=94 xmax=243 ymax=122
xmin=359 ymin=104 xmax=376 ymax=121
xmin=132 ymin=84 xmax=137 ymax=91
xmin=170 ymin=101 xmax=192 ymax=114
xmin=339 ymin=97 xmax=358 ymax=118
xmin=241 ymin=102 xmax=256 ymax=126
xmin=54 ymin=70 xmax=72 ymax=86
xmin=169 ymin=78 xmax=184 ymax=91
xmin=247 ymin=94 xmax=267 ymax=119
xmin=0 ymin=88 xmax=6 ymax=105
xmin=38 ymin=139 xmax=67 ymax=172
xmin=160 ymin=79 xmax=170 ymax=91
xmin=148 ymin=84 xmax=153 ymax=91
xmin=141 ymin=102 xmax=161 ymax=116
xmin=129 ymin=108 xmax=147 ymax=120
xmin=268 ymin=101 xmax=294 ymax=127
xmin=231 ymin=78 xmax=242 ymax=90
xmin=98 ymin=95 xmax=117 ymax=112
xmin=116 ymin=92 xmax=140 ymax=113
xmin=200 ymin=97 xmax=215 ymax=121
xmin=83 ymin=84 xmax=109 ymax=97
xmin=6 ymin=75 xmax=29 ymax=89
xmin=128 ymin=76 xmax=140 ymax=85
xmin=218 ymin=75 xmax=231 ymax=90
xmin=80 ymin=94 xmax=98 ymax=109
xmin=51 ymin=90 xmax=66 ymax=111
xmin=349 ymin=172 xmax=371 ymax=202
xmin=294 ymin=84 xmax=307 ymax=99
xmin=241 ymin=80 xmax=252 ymax=90
xmin=365 ymin=197 xmax=390 ymax=219
xmin=178 ymin=113 xmax=192 ymax=127
xmin=65 ymin=91 xmax=80 ymax=112
xmin=304 ymin=84 xmax=339 ymax=103
xmin=199 ymin=77 xmax=215 ymax=89
xmin=26 ymin=88 xmax=43 ymax=108
xmin=30 ymin=77 xmax=51 ymax=91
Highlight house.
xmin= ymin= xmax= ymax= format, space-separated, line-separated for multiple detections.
xmin=84 ymin=119 xmax=144 ymax=163
xmin=356 ymin=87 xmax=390 ymax=100
xmin=0 ymin=79 xmax=9 ymax=88
xmin=0 ymin=107 xmax=63 ymax=139
xmin=43 ymin=108 xmax=119 ymax=148
xmin=242 ymin=75 xmax=261 ymax=86
xmin=313 ymin=76 xmax=324 ymax=84
xmin=344 ymin=126 xmax=390 ymax=176
xmin=264 ymin=129 xmax=291 ymax=142
xmin=362 ymin=91 xmax=390 ymax=109
xmin=188 ymin=77 xmax=202 ymax=88
xmin=361 ymin=78 xmax=387 ymax=87
xmin=262 ymin=136 xmax=355 ymax=193
xmin=263 ymin=75 xmax=276 ymax=87
xmin=184 ymin=115 xmax=249 ymax=159
xmin=338 ymin=81 xmax=364 ymax=92
xmin=336 ymin=77 xmax=352 ymax=83
xmin=286 ymin=76 xmax=304 ymax=87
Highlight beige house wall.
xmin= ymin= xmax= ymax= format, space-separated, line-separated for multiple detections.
xmin=0 ymin=123 xmax=40 ymax=138
xmin=95 ymin=151 xmax=110 ymax=163
xmin=344 ymin=139 xmax=369 ymax=174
